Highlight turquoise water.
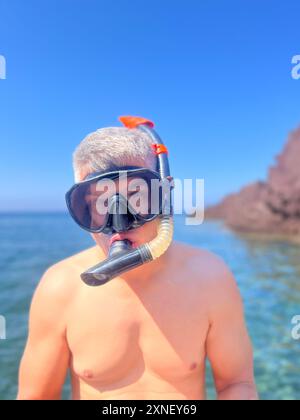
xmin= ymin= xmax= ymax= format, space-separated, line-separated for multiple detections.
xmin=0 ymin=213 xmax=299 ymax=400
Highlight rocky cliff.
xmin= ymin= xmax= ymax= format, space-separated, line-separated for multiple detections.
xmin=206 ymin=127 xmax=300 ymax=235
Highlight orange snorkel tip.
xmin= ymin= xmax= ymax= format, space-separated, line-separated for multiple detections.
xmin=119 ymin=116 xmax=155 ymax=129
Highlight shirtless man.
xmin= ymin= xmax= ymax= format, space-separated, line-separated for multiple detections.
xmin=18 ymin=118 xmax=257 ymax=400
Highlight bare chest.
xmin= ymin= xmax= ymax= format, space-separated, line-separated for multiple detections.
xmin=67 ymin=275 xmax=209 ymax=386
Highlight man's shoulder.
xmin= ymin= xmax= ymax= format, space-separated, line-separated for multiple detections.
xmin=172 ymin=240 xmax=230 ymax=272
xmin=34 ymin=246 xmax=99 ymax=303
xmin=172 ymin=242 xmax=242 ymax=316
xmin=172 ymin=241 xmax=236 ymax=289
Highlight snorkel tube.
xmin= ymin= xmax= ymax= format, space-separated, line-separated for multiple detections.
xmin=81 ymin=116 xmax=174 ymax=286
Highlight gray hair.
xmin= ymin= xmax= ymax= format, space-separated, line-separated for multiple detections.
xmin=73 ymin=127 xmax=157 ymax=181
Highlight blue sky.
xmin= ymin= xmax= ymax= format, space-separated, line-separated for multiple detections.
xmin=0 ymin=0 xmax=299 ymax=211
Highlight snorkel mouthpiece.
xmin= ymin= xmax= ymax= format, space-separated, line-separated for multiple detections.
xmin=81 ymin=242 xmax=153 ymax=286
xmin=80 ymin=116 xmax=173 ymax=286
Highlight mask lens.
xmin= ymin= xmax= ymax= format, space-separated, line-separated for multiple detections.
xmin=66 ymin=168 xmax=163 ymax=231
xmin=68 ymin=180 xmax=110 ymax=231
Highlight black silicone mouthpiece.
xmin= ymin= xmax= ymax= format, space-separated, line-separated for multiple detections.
xmin=81 ymin=240 xmax=152 ymax=286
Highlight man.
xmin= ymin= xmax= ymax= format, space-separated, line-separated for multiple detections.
xmin=18 ymin=117 xmax=257 ymax=400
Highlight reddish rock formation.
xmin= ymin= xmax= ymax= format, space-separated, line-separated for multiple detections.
xmin=206 ymin=127 xmax=300 ymax=235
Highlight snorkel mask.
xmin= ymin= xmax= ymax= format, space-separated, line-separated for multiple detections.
xmin=66 ymin=116 xmax=174 ymax=286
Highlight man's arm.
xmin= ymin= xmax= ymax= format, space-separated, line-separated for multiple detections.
xmin=205 ymin=260 xmax=258 ymax=400
xmin=17 ymin=266 xmax=71 ymax=400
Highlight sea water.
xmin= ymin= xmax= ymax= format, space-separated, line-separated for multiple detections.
xmin=0 ymin=213 xmax=299 ymax=400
